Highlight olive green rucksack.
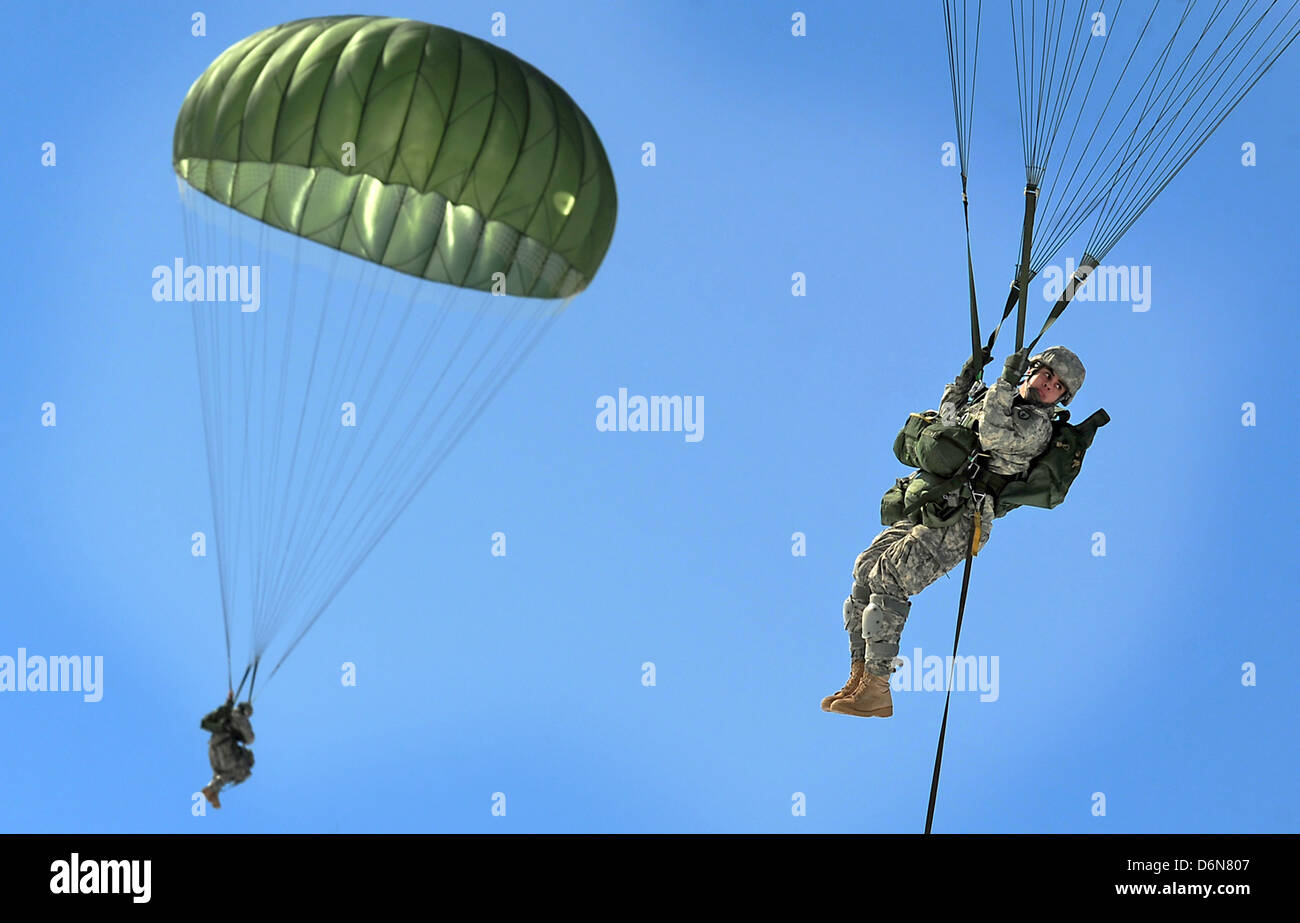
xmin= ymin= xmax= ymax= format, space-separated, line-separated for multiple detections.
xmin=880 ymin=402 xmax=1109 ymax=527
xmin=892 ymin=411 xmax=980 ymax=478
xmin=993 ymin=407 xmax=1109 ymax=516
xmin=883 ymin=407 xmax=984 ymax=528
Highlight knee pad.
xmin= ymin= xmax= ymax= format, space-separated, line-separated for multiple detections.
xmin=863 ymin=592 xmax=911 ymax=643
xmin=843 ymin=581 xmax=873 ymax=631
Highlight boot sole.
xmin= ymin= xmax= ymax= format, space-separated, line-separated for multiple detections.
xmin=828 ymin=704 xmax=893 ymax=717
xmin=826 ymin=707 xmax=889 ymax=722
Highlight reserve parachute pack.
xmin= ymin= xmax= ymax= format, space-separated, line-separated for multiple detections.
xmin=881 ymin=398 xmax=1109 ymax=527
xmin=892 ymin=410 xmax=979 ymax=478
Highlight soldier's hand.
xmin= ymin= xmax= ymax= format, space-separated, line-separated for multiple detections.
xmin=958 ymin=346 xmax=993 ymax=383
xmin=1001 ymin=347 xmax=1030 ymax=384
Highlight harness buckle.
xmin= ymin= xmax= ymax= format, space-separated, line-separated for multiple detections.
xmin=965 ymin=453 xmax=990 ymax=506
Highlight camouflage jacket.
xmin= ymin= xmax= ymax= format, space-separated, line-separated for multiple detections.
xmin=939 ymin=374 xmax=1054 ymax=478
xmin=200 ymin=702 xmax=255 ymax=745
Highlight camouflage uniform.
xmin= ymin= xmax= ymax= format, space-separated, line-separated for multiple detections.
xmin=204 ymin=702 xmax=255 ymax=790
xmin=842 ymin=361 xmax=1056 ymax=678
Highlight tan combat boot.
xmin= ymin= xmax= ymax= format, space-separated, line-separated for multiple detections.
xmin=820 ymin=660 xmax=866 ymax=712
xmin=829 ymin=669 xmax=893 ymax=717
xmin=202 ymin=784 xmax=222 ymax=809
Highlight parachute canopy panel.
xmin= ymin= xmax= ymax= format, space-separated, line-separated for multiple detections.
xmin=173 ymin=15 xmax=617 ymax=299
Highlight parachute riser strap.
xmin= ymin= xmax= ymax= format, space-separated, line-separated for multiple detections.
xmin=1028 ymin=254 xmax=1098 ymax=353
xmin=232 ymin=663 xmax=251 ymax=701
xmin=981 ymin=283 xmax=1021 ymax=360
xmin=961 ymin=175 xmax=982 ymax=372
xmin=1013 ymin=184 xmax=1039 ymax=352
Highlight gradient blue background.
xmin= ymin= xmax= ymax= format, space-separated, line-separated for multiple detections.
xmin=2 ymin=1 xmax=1296 ymax=833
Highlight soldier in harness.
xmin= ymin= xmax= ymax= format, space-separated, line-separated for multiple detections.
xmin=823 ymin=345 xmax=1094 ymax=717
xmin=199 ymin=692 xmax=255 ymax=808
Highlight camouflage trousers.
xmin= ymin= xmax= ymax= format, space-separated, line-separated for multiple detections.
xmin=842 ymin=498 xmax=992 ymax=677
xmin=209 ymin=736 xmax=254 ymax=788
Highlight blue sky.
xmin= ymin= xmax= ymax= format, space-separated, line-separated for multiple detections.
xmin=2 ymin=1 xmax=1297 ymax=833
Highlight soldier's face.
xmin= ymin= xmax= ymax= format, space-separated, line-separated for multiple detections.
xmin=1021 ymin=365 xmax=1066 ymax=404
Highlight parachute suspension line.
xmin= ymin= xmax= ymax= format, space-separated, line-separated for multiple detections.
xmin=248 ymin=203 xmax=306 ymax=658
xmin=261 ymin=276 xmax=482 ymax=625
xmin=250 ymin=230 xmax=312 ymax=659
xmin=943 ymin=0 xmax=981 ymax=179
xmin=256 ymin=192 xmax=561 ymax=657
xmin=944 ymin=0 xmax=984 ymax=365
xmin=1086 ymin=1 xmax=1300 ymax=264
xmin=260 ymin=292 xmax=567 ymax=692
xmin=176 ymin=15 xmax=620 ymax=701
xmin=1027 ymin=2 xmax=1093 ymax=188
xmin=248 ymin=217 xmax=277 ymax=666
xmin=254 ymin=249 xmax=390 ymax=644
xmin=184 ymin=191 xmax=574 ymax=697
xmin=246 ymin=210 xmax=569 ymax=693
xmin=1029 ymin=1 xmax=1157 ymax=276
xmin=257 ymin=266 xmax=445 ymax=631
xmin=1010 ymin=0 xmax=1034 ymax=178
xmin=1011 ymin=0 xmax=1300 ymax=279
xmin=232 ymin=195 xmax=266 ymax=671
xmin=1081 ymin=3 xmax=1209 ymax=267
xmin=1012 ymin=0 xmax=1123 ymax=270
xmin=285 ymin=291 xmax=546 ymax=647
xmin=182 ymin=187 xmax=239 ymax=692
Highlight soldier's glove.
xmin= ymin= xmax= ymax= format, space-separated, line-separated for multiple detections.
xmin=957 ymin=346 xmax=993 ymax=386
xmin=1001 ymin=347 xmax=1031 ymax=384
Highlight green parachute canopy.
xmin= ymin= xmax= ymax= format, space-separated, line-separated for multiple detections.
xmin=174 ymin=17 xmax=618 ymax=698
xmin=174 ymin=15 xmax=617 ymax=299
